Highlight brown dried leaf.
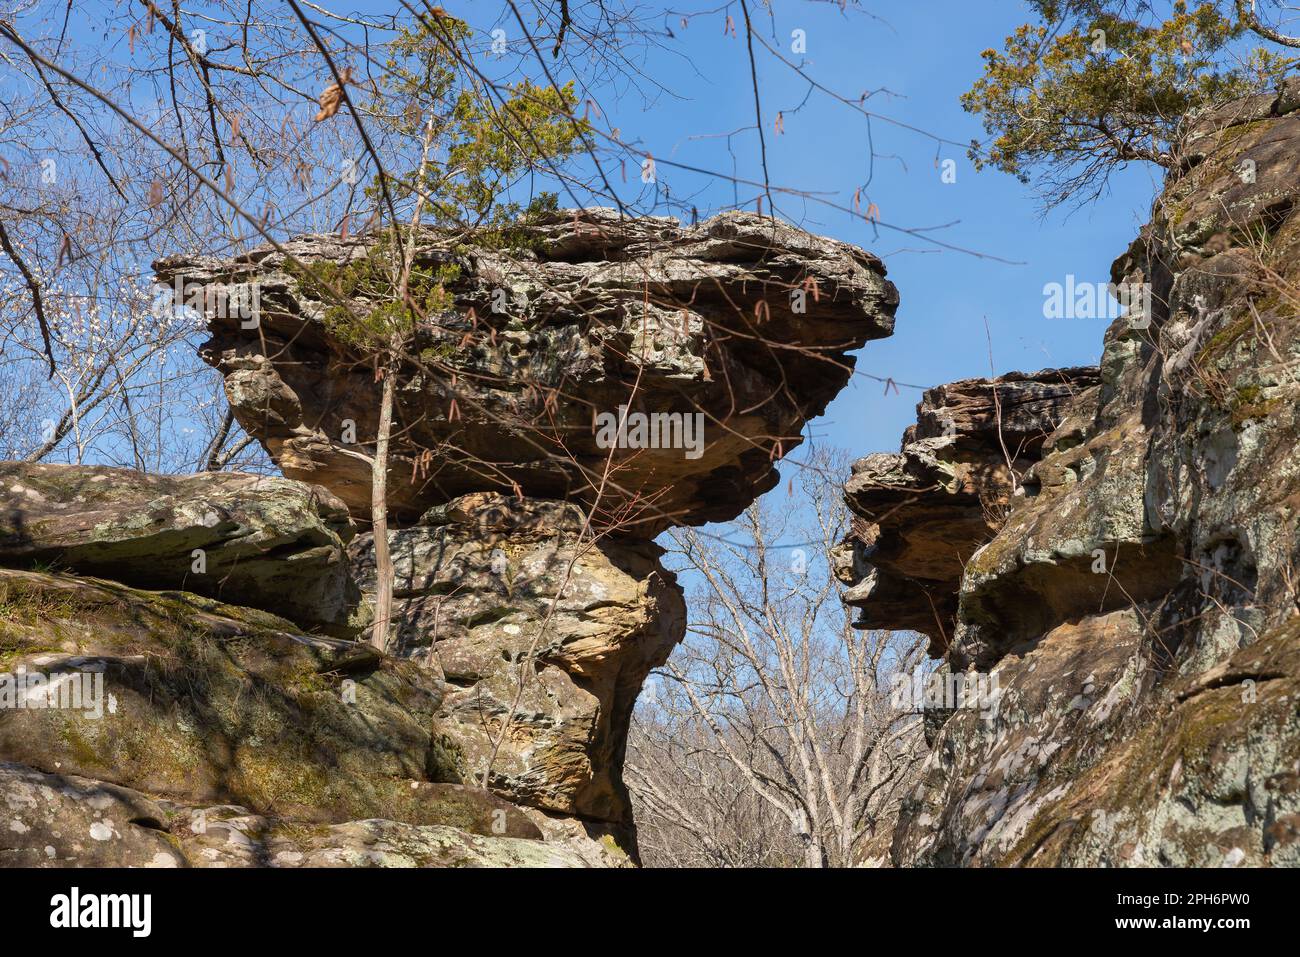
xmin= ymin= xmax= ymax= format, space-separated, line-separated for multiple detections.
xmin=314 ymin=67 xmax=355 ymax=122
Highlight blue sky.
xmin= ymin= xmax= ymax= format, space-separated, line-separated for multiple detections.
xmin=49 ymin=0 xmax=1165 ymax=469
xmin=14 ymin=1 xmax=1167 ymax=499
xmin=449 ymin=0 xmax=1166 ymax=467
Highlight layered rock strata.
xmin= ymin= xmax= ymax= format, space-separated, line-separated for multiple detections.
xmin=838 ymin=368 xmax=1098 ymax=653
xmin=0 ymin=461 xmax=358 ymax=634
xmin=348 ymin=491 xmax=686 ymax=829
xmin=0 ymin=566 xmax=623 ymax=866
xmin=2 ymin=210 xmax=889 ymax=866
xmin=846 ymin=84 xmax=1300 ymax=866
xmin=154 ymin=209 xmax=898 ymax=535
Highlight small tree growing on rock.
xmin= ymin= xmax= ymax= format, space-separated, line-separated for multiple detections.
xmin=296 ymin=15 xmax=586 ymax=652
xmin=964 ymin=0 xmax=1297 ymax=207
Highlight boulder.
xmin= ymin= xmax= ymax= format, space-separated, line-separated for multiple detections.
xmin=0 ymin=462 xmax=359 ymax=635
xmin=0 ymin=762 xmax=187 ymax=868
xmin=0 ymin=763 xmax=623 ymax=868
xmin=0 ymin=567 xmax=627 ymax=865
xmin=0 ymin=567 xmax=457 ymax=824
xmin=154 ymin=209 xmax=898 ymax=535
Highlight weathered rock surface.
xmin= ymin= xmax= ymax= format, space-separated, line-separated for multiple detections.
xmin=1 ymin=763 xmax=622 ymax=867
xmin=0 ymin=568 xmax=624 ymax=866
xmin=139 ymin=209 xmax=890 ymax=858
xmin=860 ymin=86 xmax=1300 ymax=866
xmin=838 ymin=368 xmax=1097 ymax=652
xmin=154 ymin=209 xmax=898 ymax=535
xmin=0 ymin=462 xmax=359 ymax=635
xmin=0 ymin=566 xmax=448 ymax=820
xmin=0 ymin=460 xmax=680 ymax=860
xmin=349 ymin=491 xmax=686 ymax=830
xmin=4 ymin=210 xmax=883 ymax=867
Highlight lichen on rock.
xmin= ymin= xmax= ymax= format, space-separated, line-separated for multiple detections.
xmin=154 ymin=208 xmax=898 ymax=535
xmin=847 ymin=87 xmax=1300 ymax=867
xmin=4 ymin=207 xmax=892 ymax=867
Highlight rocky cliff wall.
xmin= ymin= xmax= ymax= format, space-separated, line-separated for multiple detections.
xmin=838 ymin=367 xmax=1099 ymax=654
xmin=843 ymin=84 xmax=1300 ymax=866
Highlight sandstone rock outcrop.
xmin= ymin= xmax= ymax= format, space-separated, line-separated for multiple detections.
xmin=0 ymin=465 xmax=682 ymax=853
xmin=6 ymin=208 xmax=889 ymax=866
xmin=154 ymin=208 xmax=898 ymax=535
xmin=838 ymin=368 xmax=1098 ymax=653
xmin=1 ymin=761 xmax=619 ymax=867
xmin=348 ymin=491 xmax=685 ymax=829
xmin=849 ymin=84 xmax=1300 ymax=866
xmin=0 ymin=566 xmax=626 ymax=866
xmin=0 ymin=462 xmax=359 ymax=634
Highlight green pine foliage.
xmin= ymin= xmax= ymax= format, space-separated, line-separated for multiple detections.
xmin=963 ymin=1 xmax=1295 ymax=206
xmin=300 ymin=12 xmax=588 ymax=358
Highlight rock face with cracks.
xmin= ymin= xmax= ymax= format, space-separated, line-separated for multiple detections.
xmin=347 ymin=491 xmax=686 ymax=830
xmin=4 ymin=210 xmax=888 ymax=866
xmin=0 ymin=461 xmax=359 ymax=635
xmin=845 ymin=84 xmax=1300 ymax=866
xmin=838 ymin=368 xmax=1098 ymax=654
xmin=153 ymin=208 xmax=898 ymax=535
xmin=0 ymin=538 xmax=631 ymax=866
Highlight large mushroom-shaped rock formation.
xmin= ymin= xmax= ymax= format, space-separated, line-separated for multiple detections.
xmin=846 ymin=82 xmax=1300 ymax=866
xmin=0 ymin=209 xmax=893 ymax=868
xmin=154 ymin=208 xmax=898 ymax=536
xmin=145 ymin=208 xmax=896 ymax=850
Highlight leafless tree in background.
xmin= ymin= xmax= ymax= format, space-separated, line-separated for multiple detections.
xmin=0 ymin=0 xmax=981 ymax=833
xmin=0 ymin=0 xmax=992 ymax=482
xmin=628 ymin=448 xmax=929 ymax=867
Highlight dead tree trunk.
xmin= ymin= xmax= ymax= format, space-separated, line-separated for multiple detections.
xmin=369 ymin=366 xmax=396 ymax=652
